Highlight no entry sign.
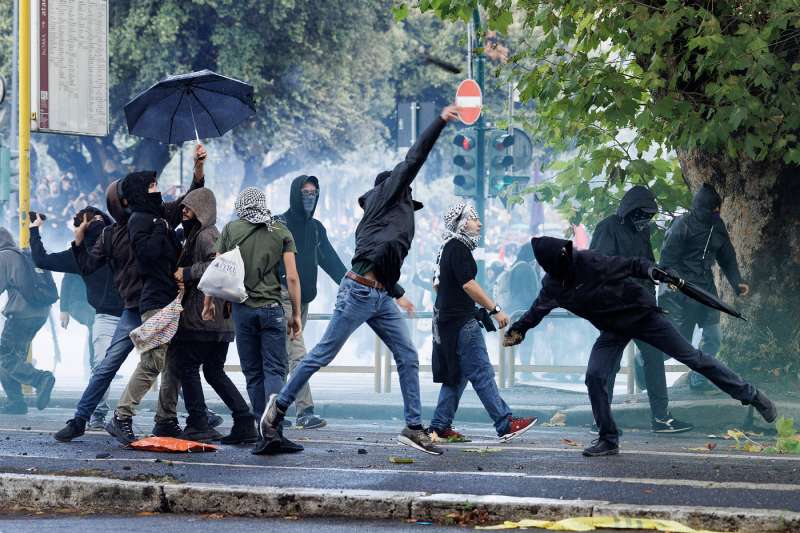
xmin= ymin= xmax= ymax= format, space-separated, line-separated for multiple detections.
xmin=455 ymin=79 xmax=482 ymax=125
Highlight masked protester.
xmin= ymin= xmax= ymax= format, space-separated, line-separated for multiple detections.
xmin=659 ymin=184 xmax=749 ymax=390
xmin=169 ymin=188 xmax=256 ymax=444
xmin=259 ymin=105 xmax=460 ymax=456
xmin=276 ymin=175 xmax=347 ymax=430
xmin=54 ymin=144 xmax=207 ymax=444
xmin=30 ymin=206 xmax=123 ymax=429
xmin=428 ymin=202 xmax=537 ymax=444
xmin=504 ymin=237 xmax=776 ymax=457
xmin=0 ymin=228 xmax=56 ymax=414
xmin=590 ymin=186 xmax=693 ymax=434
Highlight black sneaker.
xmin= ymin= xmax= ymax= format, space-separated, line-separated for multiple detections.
xmin=88 ymin=413 xmax=106 ymax=431
xmin=152 ymin=418 xmax=182 ymax=438
xmin=221 ymin=416 xmax=259 ymax=445
xmin=398 ymin=426 xmax=443 ymax=455
xmin=251 ymin=434 xmax=285 ymax=455
xmin=582 ymin=438 xmax=619 ymax=457
xmin=36 ymin=373 xmax=56 ymax=410
xmin=589 ymin=423 xmax=623 ymax=437
xmin=278 ymin=434 xmax=305 ymax=453
xmin=106 ymin=415 xmax=137 ymax=446
xmin=260 ymin=394 xmax=286 ymax=437
xmin=207 ymin=410 xmax=224 ymax=428
xmin=751 ymin=390 xmax=777 ymax=424
xmin=180 ymin=426 xmax=223 ymax=443
xmin=54 ymin=418 xmax=86 ymax=442
xmin=296 ymin=413 xmax=327 ymax=430
xmin=651 ymin=416 xmax=694 ymax=433
xmin=1 ymin=402 xmax=28 ymax=415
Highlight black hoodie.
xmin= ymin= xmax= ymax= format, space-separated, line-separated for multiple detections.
xmin=659 ymin=184 xmax=742 ymax=295
xmin=512 ymin=237 xmax=658 ymax=335
xmin=590 ymin=185 xmax=657 ymax=290
xmin=277 ymin=175 xmax=347 ymax=305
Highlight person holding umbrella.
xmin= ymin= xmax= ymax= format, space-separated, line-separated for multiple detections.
xmin=503 ymin=236 xmax=776 ymax=457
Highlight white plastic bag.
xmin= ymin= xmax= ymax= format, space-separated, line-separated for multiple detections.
xmin=197 ymin=246 xmax=248 ymax=303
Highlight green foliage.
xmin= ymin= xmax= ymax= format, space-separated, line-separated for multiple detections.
xmin=407 ymin=0 xmax=800 ymax=233
xmin=764 ymin=417 xmax=800 ymax=455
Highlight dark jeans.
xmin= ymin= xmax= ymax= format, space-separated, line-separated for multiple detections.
xmin=0 ymin=315 xmax=49 ymax=406
xmin=606 ymin=339 xmax=669 ymax=420
xmin=661 ymin=292 xmax=722 ymax=388
xmin=586 ymin=311 xmax=756 ymax=445
xmin=74 ymin=309 xmax=141 ymax=421
xmin=169 ymin=339 xmax=251 ymax=429
xmin=232 ymin=303 xmax=287 ymax=418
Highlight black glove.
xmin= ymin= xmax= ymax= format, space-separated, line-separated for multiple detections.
xmin=503 ymin=324 xmax=525 ymax=347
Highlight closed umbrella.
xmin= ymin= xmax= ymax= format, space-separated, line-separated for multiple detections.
xmin=124 ymin=69 xmax=255 ymax=144
xmin=653 ymin=267 xmax=747 ymax=321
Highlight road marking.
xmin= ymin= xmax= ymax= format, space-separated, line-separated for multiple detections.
xmin=2 ymin=452 xmax=798 ymax=494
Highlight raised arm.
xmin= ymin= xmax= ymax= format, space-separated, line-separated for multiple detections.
xmin=29 ymin=225 xmax=80 ymax=274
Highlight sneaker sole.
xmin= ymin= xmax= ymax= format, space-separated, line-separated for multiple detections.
xmin=652 ymin=426 xmax=694 ymax=434
xmin=499 ymin=417 xmax=538 ymax=443
xmin=582 ymin=447 xmax=620 ymax=457
xmin=397 ymin=435 xmax=443 ymax=455
xmin=298 ymin=420 xmax=327 ymax=430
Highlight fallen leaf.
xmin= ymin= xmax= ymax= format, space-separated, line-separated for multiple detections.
xmin=389 ymin=456 xmax=414 ymax=464
xmin=204 ymin=513 xmax=225 ymax=520
xmin=687 ymin=447 xmax=712 ymax=452
xmin=543 ymin=412 xmax=567 ymax=427
xmin=743 ymin=441 xmax=764 ymax=453
xmin=560 ymin=438 xmax=579 ymax=447
xmin=707 ymin=442 xmax=717 ymax=450
xmin=462 ymin=447 xmax=503 ymax=454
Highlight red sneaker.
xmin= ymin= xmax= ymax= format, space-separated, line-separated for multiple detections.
xmin=427 ymin=426 xmax=472 ymax=443
xmin=499 ymin=416 xmax=538 ymax=443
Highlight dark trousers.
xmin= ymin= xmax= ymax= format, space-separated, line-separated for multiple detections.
xmin=169 ymin=340 xmax=251 ymax=429
xmin=0 ymin=315 xmax=49 ymax=406
xmin=606 ymin=339 xmax=669 ymax=420
xmin=586 ymin=311 xmax=756 ymax=445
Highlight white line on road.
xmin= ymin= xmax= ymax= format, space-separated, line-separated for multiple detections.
xmin=3 ymin=452 xmax=799 ymax=493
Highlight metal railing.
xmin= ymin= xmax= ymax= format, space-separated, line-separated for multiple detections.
xmin=224 ymin=310 xmax=690 ymax=394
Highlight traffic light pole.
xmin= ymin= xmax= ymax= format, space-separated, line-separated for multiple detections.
xmin=472 ymin=8 xmax=487 ymax=286
xmin=18 ymin=0 xmax=30 ymax=249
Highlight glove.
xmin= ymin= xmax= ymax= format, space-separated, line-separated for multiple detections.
xmin=503 ymin=325 xmax=525 ymax=347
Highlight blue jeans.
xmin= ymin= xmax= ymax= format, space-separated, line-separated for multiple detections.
xmin=278 ymin=277 xmax=422 ymax=427
xmin=88 ymin=313 xmax=119 ymax=419
xmin=74 ymin=309 xmax=141 ymax=421
xmin=430 ymin=320 xmax=512 ymax=436
xmin=232 ymin=303 xmax=287 ymax=418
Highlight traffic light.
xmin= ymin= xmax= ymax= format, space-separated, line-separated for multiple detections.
xmin=487 ymin=129 xmax=515 ymax=198
xmin=0 ymin=145 xmax=18 ymax=203
xmin=452 ymin=129 xmax=477 ymax=197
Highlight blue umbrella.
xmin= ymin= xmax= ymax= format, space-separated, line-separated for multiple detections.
xmin=124 ymin=69 xmax=255 ymax=144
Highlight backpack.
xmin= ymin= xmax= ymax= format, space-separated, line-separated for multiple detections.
xmin=9 ymin=248 xmax=59 ymax=307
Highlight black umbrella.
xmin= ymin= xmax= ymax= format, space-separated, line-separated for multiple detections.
xmin=653 ymin=267 xmax=747 ymax=321
xmin=124 ymin=69 xmax=255 ymax=144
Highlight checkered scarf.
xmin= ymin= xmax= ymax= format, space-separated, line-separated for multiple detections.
xmin=432 ymin=201 xmax=480 ymax=288
xmin=235 ymin=187 xmax=274 ymax=229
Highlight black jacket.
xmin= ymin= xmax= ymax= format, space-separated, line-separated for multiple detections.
xmin=352 ymin=117 xmax=447 ymax=297
xmin=174 ymin=188 xmax=233 ymax=342
xmin=30 ymin=223 xmax=123 ymax=318
xmin=512 ymin=237 xmax=658 ymax=336
xmin=278 ymin=175 xmax=347 ymax=304
xmin=659 ymin=184 xmax=742 ymax=296
xmin=590 ymin=185 xmax=657 ymax=292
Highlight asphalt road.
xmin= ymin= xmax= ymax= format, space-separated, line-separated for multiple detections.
xmin=1 ymin=409 xmax=798 ymax=516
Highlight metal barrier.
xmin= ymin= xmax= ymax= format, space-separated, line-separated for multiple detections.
xmin=225 ymin=310 xmax=689 ymax=393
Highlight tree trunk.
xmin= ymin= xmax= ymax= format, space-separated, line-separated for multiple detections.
xmin=677 ymin=150 xmax=800 ymax=383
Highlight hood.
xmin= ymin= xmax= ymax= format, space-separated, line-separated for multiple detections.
xmin=106 ymin=180 xmax=128 ymax=223
xmin=121 ymin=170 xmax=159 ymax=214
xmin=532 ymin=236 xmax=574 ymax=281
xmin=74 ymin=206 xmax=113 ymax=228
xmin=0 ymin=227 xmax=16 ymax=251
xmin=691 ymin=183 xmax=722 ymax=223
xmin=516 ymin=242 xmax=535 ymax=264
xmin=287 ymin=175 xmax=320 ymax=221
xmin=181 ymin=188 xmax=217 ymax=228
xmin=617 ymin=185 xmax=658 ymax=219
xmin=357 ymin=189 xmax=424 ymax=212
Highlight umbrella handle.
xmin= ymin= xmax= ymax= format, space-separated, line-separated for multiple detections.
xmin=188 ymin=96 xmax=200 ymax=144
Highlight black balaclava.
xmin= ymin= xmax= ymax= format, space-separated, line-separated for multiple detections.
xmin=628 ymin=208 xmax=655 ymax=233
xmin=532 ymin=236 xmax=575 ymax=286
xmin=301 ymin=179 xmax=319 ymax=217
xmin=374 ymin=170 xmax=391 ymax=186
xmin=122 ymin=171 xmax=163 ymax=217
xmin=691 ymin=184 xmax=722 ymax=225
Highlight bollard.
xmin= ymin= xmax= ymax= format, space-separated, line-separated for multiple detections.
xmin=373 ymin=337 xmax=382 ymax=393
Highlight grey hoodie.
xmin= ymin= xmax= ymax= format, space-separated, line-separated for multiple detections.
xmin=0 ymin=228 xmax=51 ymax=318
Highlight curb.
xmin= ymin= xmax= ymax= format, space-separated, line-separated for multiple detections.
xmin=2 ymin=473 xmax=799 ymax=532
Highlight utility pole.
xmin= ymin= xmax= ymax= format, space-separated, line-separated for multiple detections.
xmin=472 ymin=8 xmax=487 ymax=285
xmin=18 ymin=0 xmax=30 ymax=249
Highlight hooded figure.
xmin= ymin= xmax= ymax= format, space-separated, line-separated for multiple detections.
xmin=351 ymin=117 xmax=447 ymax=297
xmin=0 ymin=228 xmax=52 ymax=320
xmin=505 ymin=236 xmax=775 ymax=456
xmin=277 ymin=175 xmax=346 ymax=305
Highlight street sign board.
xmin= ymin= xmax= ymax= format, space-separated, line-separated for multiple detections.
xmin=30 ymin=0 xmax=109 ymax=136
xmin=455 ymin=79 xmax=482 ymax=125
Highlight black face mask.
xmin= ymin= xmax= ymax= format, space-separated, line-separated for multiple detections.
xmin=146 ymin=191 xmax=164 ymax=213
xmin=628 ymin=209 xmax=654 ymax=232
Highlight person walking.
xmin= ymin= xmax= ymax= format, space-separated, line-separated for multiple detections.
xmin=259 ymin=105 xmax=460 ymax=456
xmin=276 ymin=175 xmax=348 ymax=430
xmin=30 ymin=207 xmax=123 ymax=429
xmin=503 ymin=237 xmax=776 ymax=457
xmin=589 ymin=185 xmax=693 ymax=433
xmin=659 ymin=184 xmax=749 ymax=390
xmin=170 ymin=188 xmax=257 ymax=444
xmin=210 ymin=187 xmax=303 ymax=454
xmin=0 ymin=228 xmax=56 ymax=414
xmin=428 ymin=202 xmax=537 ymax=444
